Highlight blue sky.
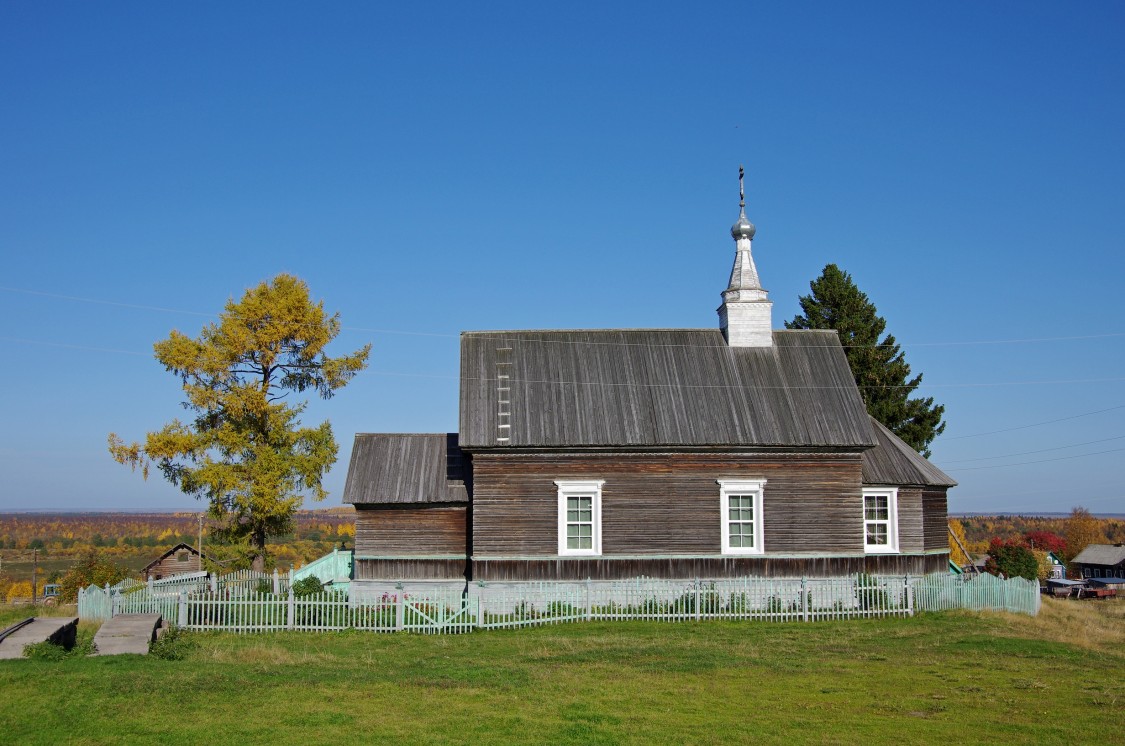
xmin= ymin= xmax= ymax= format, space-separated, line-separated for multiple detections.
xmin=1 ymin=2 xmax=1122 ymax=515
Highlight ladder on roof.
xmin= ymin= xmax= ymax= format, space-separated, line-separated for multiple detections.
xmin=496 ymin=346 xmax=512 ymax=444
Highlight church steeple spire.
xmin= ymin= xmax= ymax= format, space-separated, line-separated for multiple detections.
xmin=718 ymin=166 xmax=773 ymax=347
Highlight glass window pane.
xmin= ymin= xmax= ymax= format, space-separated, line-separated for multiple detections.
xmin=568 ymin=497 xmax=579 ymax=510
xmin=567 ymin=536 xmax=580 ymax=549
xmin=866 ymin=525 xmax=887 ymax=545
xmin=579 ymin=537 xmax=591 ymax=549
xmin=729 ymin=534 xmax=742 ymax=547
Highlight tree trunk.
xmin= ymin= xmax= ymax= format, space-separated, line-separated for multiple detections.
xmin=250 ymin=529 xmax=267 ymax=572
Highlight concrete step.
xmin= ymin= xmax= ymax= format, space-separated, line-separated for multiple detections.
xmin=92 ymin=614 xmax=162 ymax=656
xmin=0 ymin=617 xmax=79 ymax=660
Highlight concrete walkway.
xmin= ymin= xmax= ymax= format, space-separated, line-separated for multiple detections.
xmin=92 ymin=614 xmax=162 ymax=656
xmin=0 ymin=617 xmax=79 ymax=660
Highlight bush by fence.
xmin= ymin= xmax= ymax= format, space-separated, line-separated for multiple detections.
xmin=79 ymin=572 xmax=1040 ymax=634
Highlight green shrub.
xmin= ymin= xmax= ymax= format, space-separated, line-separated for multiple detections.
xmin=22 ymin=627 xmax=96 ymax=661
xmin=291 ymin=576 xmax=325 ymax=598
xmin=149 ymin=625 xmax=194 ymax=660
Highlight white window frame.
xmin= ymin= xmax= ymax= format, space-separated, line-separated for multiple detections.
xmin=555 ymin=480 xmax=604 ymax=556
xmin=718 ymin=479 xmax=766 ymax=555
xmin=862 ymin=487 xmax=899 ymax=554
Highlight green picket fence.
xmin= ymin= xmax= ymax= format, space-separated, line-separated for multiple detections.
xmin=80 ymin=572 xmax=1040 ymax=633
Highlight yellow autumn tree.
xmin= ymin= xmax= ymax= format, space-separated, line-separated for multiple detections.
xmin=109 ymin=274 xmax=370 ymax=571
xmin=948 ymin=518 xmax=971 ymax=566
xmin=6 ymin=580 xmax=33 ymax=603
xmin=1063 ymin=506 xmax=1105 ymax=564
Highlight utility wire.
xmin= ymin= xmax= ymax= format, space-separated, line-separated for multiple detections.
xmin=947 ymin=446 xmax=1125 ymax=472
xmin=2 ymin=334 xmax=1123 ymax=390
xmin=940 ymin=434 xmax=1125 ymax=464
xmin=944 ymin=404 xmax=1125 ymax=440
xmin=4 ymin=285 xmax=1125 ymax=349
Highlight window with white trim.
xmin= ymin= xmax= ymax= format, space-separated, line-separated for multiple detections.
xmin=718 ymin=479 xmax=765 ymax=555
xmin=555 ymin=480 xmax=604 ymax=556
xmin=862 ymin=488 xmax=899 ymax=553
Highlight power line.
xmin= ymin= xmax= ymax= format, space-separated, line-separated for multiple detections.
xmin=941 ymin=434 xmax=1125 ymax=464
xmin=947 ymin=446 xmax=1125 ymax=472
xmin=2 ymin=334 xmax=1123 ymax=391
xmin=0 ymin=336 xmax=150 ymax=357
xmin=4 ymin=285 xmax=1125 ymax=349
xmin=944 ymin=404 xmax=1125 ymax=440
xmin=0 ymin=286 xmax=215 ymax=317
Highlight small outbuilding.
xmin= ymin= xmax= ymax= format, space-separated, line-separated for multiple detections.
xmin=142 ymin=543 xmax=210 ymax=581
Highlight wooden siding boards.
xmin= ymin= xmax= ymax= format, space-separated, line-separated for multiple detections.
xmin=353 ymin=559 xmax=467 ymax=581
xmin=459 ymin=329 xmax=877 ymax=449
xmin=470 ymin=452 xmax=868 ymax=558
xmin=472 ymin=554 xmax=948 ymax=581
xmin=354 ymin=505 xmax=468 ymax=556
xmin=354 ymin=504 xmax=469 ymax=581
xmin=897 ymin=488 xmax=924 ymax=554
xmin=343 ymin=433 xmax=468 ymax=505
xmin=921 ymin=489 xmax=950 ymax=551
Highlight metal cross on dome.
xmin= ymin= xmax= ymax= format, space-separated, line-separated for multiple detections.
xmin=739 ymin=165 xmax=745 ymax=208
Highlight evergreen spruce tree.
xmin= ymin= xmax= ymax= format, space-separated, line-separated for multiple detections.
xmin=785 ymin=264 xmax=945 ymax=456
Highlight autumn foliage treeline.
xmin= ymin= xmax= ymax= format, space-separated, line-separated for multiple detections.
xmin=0 ymin=510 xmax=355 ymax=560
xmin=948 ymin=509 xmax=1123 ymax=580
xmin=952 ymin=513 xmax=1124 ymax=556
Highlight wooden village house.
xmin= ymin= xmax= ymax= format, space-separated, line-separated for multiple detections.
xmin=1070 ymin=544 xmax=1125 ymax=580
xmin=142 ymin=542 xmax=209 ymax=581
xmin=343 ymin=179 xmax=956 ymax=592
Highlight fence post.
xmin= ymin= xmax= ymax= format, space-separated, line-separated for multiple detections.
xmin=111 ymin=590 xmax=119 ymax=618
xmin=585 ymin=577 xmax=592 ymax=622
xmin=395 ymin=591 xmax=405 ymax=632
xmin=272 ymin=568 xmax=280 ymax=595
xmin=694 ymin=578 xmax=701 ymax=622
xmin=801 ymin=577 xmax=808 ymax=622
xmin=475 ymin=588 xmax=483 ymax=630
xmin=287 ymin=585 xmax=295 ymax=630
xmin=905 ymin=575 xmax=914 ymax=617
xmin=210 ymin=573 xmax=217 ymax=593
xmin=178 ymin=590 xmax=188 ymax=627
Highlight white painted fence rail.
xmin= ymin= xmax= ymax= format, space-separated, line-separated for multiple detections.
xmin=79 ymin=573 xmax=1039 ymax=632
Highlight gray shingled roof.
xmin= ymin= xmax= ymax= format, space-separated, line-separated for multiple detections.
xmin=1071 ymin=544 xmax=1125 ymax=567
xmin=861 ymin=417 xmax=957 ymax=487
xmin=459 ymin=329 xmax=876 ymax=449
xmin=343 ymin=433 xmax=468 ymax=505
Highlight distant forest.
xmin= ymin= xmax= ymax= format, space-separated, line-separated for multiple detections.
xmin=0 ymin=509 xmax=355 ymax=581
xmin=955 ymin=514 xmax=1124 ymax=555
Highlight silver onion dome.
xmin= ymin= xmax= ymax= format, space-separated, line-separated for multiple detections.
xmin=731 ymin=209 xmax=756 ymax=240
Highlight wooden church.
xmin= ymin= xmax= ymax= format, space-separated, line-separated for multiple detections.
xmin=343 ymin=176 xmax=955 ymax=590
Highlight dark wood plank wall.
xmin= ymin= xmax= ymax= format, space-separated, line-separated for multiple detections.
xmin=473 ymin=553 xmax=948 ymax=581
xmin=922 ymin=489 xmax=950 ymax=551
xmin=471 ymin=453 xmax=868 ymax=557
xmin=354 ymin=504 xmax=468 ymax=556
xmin=353 ymin=559 xmax=468 ymax=581
xmin=897 ymin=488 xmax=924 ymax=554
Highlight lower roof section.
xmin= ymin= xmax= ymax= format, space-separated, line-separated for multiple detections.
xmin=343 ymin=433 xmax=468 ymax=505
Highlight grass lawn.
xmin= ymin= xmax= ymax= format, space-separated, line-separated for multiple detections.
xmin=1 ymin=599 xmax=1122 ymax=745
